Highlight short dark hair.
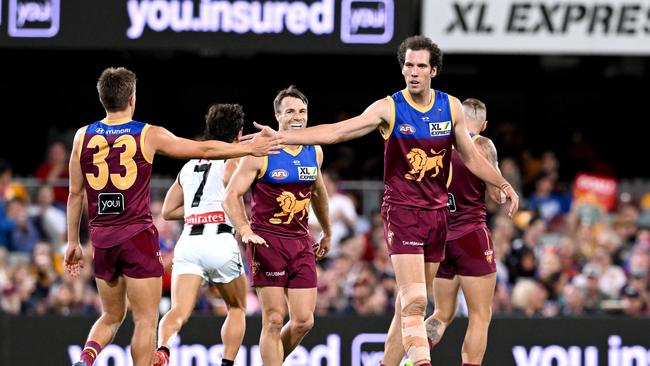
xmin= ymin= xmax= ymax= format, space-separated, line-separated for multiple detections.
xmin=204 ymin=103 xmax=245 ymax=143
xmin=397 ymin=36 xmax=443 ymax=74
xmin=273 ymin=85 xmax=308 ymax=114
xmin=97 ymin=67 xmax=137 ymax=113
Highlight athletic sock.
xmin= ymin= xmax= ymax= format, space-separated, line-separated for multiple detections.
xmin=80 ymin=341 xmax=102 ymax=366
xmin=157 ymin=346 xmax=170 ymax=358
xmin=221 ymin=359 xmax=235 ymax=366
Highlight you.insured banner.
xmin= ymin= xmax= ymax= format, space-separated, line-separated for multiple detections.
xmin=0 ymin=0 xmax=417 ymax=54
xmin=2 ymin=314 xmax=650 ymax=365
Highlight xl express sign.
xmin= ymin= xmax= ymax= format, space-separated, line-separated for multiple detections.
xmin=423 ymin=0 xmax=650 ymax=55
xmin=0 ymin=0 xmax=416 ymax=53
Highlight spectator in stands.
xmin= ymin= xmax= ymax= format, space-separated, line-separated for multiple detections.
xmin=511 ymin=278 xmax=547 ymax=317
xmin=577 ymin=266 xmax=608 ymax=314
xmin=621 ymin=284 xmax=648 ymax=317
xmin=308 ymin=171 xmax=358 ymax=259
xmin=527 ymin=173 xmax=570 ymax=223
xmin=559 ymin=283 xmax=586 ymax=316
xmin=5 ymin=199 xmax=40 ymax=253
xmin=506 ymin=216 xmax=545 ymax=285
xmin=29 ymin=185 xmax=67 ymax=250
xmin=34 ymin=141 xmax=69 ymax=207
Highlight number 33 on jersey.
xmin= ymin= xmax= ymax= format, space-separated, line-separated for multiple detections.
xmin=79 ymin=118 xmax=154 ymax=248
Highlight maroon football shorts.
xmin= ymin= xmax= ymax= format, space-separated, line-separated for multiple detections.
xmin=93 ymin=225 xmax=163 ymax=281
xmin=437 ymin=226 xmax=497 ymax=278
xmin=246 ymin=233 xmax=316 ymax=288
xmin=381 ymin=204 xmax=449 ymax=263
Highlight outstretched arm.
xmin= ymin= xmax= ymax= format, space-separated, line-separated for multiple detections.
xmin=146 ymin=125 xmax=282 ymax=160
xmin=452 ymin=97 xmax=519 ymax=216
xmin=162 ymin=179 xmax=184 ymax=220
xmin=64 ymin=127 xmax=86 ymax=277
xmin=310 ymin=146 xmax=331 ymax=259
xmin=222 ymin=156 xmax=267 ymax=246
xmin=474 ymin=136 xmax=506 ymax=204
xmin=275 ymin=98 xmax=391 ymax=145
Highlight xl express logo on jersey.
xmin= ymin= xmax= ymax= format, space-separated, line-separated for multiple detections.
xmin=298 ymin=166 xmax=318 ymax=180
xmin=429 ymin=121 xmax=452 ymax=136
xmin=271 ymin=169 xmax=289 ymax=180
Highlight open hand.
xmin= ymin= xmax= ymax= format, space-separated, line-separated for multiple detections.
xmin=64 ymin=242 xmax=84 ymax=277
xmin=240 ymin=227 xmax=268 ymax=247
xmin=247 ymin=125 xmax=284 ymax=156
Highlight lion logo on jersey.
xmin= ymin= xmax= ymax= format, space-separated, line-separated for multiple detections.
xmin=269 ymin=191 xmax=311 ymax=225
xmin=404 ymin=148 xmax=446 ymax=182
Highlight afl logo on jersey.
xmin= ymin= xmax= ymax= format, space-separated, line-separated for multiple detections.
xmin=271 ymin=169 xmax=289 ymax=180
xmin=398 ymin=124 xmax=416 ymax=135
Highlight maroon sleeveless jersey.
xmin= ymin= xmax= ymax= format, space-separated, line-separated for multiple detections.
xmin=382 ymin=89 xmax=455 ymax=210
xmin=250 ymin=146 xmax=318 ymax=238
xmin=447 ymin=135 xmax=487 ymax=241
xmin=79 ymin=119 xmax=153 ymax=248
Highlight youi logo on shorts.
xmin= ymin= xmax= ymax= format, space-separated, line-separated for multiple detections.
xmin=298 ymin=166 xmax=317 ymax=181
xmin=271 ymin=169 xmax=289 ymax=180
xmin=429 ymin=121 xmax=452 ymax=137
xmin=340 ymin=0 xmax=394 ymax=44
xmin=8 ymin=0 xmax=60 ymax=38
xmin=398 ymin=124 xmax=415 ymax=135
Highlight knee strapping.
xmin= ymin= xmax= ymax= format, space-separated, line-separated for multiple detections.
xmin=399 ymin=283 xmax=427 ymax=317
xmin=398 ymin=283 xmax=430 ymax=363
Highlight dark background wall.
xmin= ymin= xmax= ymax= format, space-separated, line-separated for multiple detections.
xmin=0 ymin=48 xmax=645 ymax=179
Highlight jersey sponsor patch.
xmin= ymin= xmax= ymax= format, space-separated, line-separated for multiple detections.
xmin=98 ymin=193 xmax=124 ymax=215
xmin=271 ymin=169 xmax=289 ymax=180
xmin=184 ymin=211 xmax=226 ymax=225
xmin=298 ymin=166 xmax=317 ymax=181
xmin=429 ymin=121 xmax=452 ymax=136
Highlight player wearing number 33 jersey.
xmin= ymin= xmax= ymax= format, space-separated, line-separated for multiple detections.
xmin=77 ymin=119 xmax=164 ymax=280
xmin=80 ymin=120 xmax=155 ymax=250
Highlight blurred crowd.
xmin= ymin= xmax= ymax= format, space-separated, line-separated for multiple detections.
xmin=1 ymin=134 xmax=650 ymax=319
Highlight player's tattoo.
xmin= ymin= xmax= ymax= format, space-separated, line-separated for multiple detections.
xmin=425 ymin=317 xmax=444 ymax=345
xmin=475 ymin=136 xmax=498 ymax=166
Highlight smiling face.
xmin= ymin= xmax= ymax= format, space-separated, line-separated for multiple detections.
xmin=402 ymin=49 xmax=436 ymax=96
xmin=275 ymin=96 xmax=308 ymax=132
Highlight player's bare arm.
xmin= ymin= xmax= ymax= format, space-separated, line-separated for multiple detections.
xmin=309 ymin=146 xmax=332 ymax=259
xmin=474 ymin=136 xmax=506 ymax=204
xmin=222 ymin=156 xmax=268 ymax=246
xmin=451 ymin=97 xmax=519 ymax=216
xmin=145 ymin=125 xmax=282 ymax=160
xmin=162 ymin=179 xmax=184 ymax=220
xmin=223 ymin=158 xmax=240 ymax=187
xmin=271 ymin=98 xmax=391 ymax=145
xmin=64 ymin=127 xmax=87 ymax=277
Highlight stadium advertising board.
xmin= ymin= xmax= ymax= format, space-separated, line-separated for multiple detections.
xmin=0 ymin=0 xmax=416 ymax=54
xmin=422 ymin=0 xmax=650 ymax=55
xmin=3 ymin=315 xmax=650 ymax=365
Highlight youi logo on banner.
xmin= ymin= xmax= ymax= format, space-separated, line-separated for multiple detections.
xmin=340 ymin=0 xmax=394 ymax=44
xmin=7 ymin=0 xmax=60 ymax=37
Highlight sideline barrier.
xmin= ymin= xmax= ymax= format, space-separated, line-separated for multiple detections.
xmin=2 ymin=314 xmax=650 ymax=365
